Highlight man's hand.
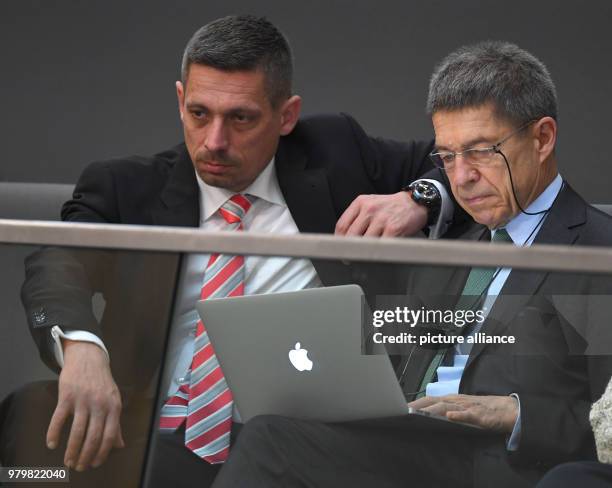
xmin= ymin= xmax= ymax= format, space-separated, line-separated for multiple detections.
xmin=408 ymin=394 xmax=519 ymax=433
xmin=335 ymin=192 xmax=428 ymax=237
xmin=47 ymin=340 xmax=124 ymax=471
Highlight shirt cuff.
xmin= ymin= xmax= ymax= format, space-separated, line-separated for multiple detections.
xmin=414 ymin=179 xmax=453 ymax=239
xmin=506 ymin=393 xmax=522 ymax=451
xmin=50 ymin=325 xmax=109 ymax=368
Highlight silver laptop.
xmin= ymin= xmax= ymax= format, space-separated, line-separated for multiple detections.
xmin=196 ymin=284 xmax=409 ymax=423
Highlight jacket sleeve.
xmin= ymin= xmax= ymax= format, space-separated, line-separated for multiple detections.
xmin=514 ymin=392 xmax=596 ymax=465
xmin=21 ymin=247 xmax=111 ymax=372
xmin=21 ymin=161 xmax=120 ymax=370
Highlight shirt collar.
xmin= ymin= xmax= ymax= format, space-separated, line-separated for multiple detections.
xmin=493 ymin=173 xmax=563 ymax=246
xmin=196 ymin=157 xmax=286 ymax=222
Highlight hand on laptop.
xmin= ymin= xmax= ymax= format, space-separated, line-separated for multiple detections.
xmin=408 ymin=394 xmax=518 ymax=433
xmin=46 ymin=340 xmax=125 ymax=471
xmin=335 ymin=192 xmax=427 ymax=237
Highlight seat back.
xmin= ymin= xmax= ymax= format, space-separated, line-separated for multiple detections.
xmin=0 ymin=182 xmax=73 ymax=220
xmin=595 ymin=204 xmax=612 ymax=216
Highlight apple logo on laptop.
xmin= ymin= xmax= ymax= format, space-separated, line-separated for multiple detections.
xmin=288 ymin=342 xmax=313 ymax=371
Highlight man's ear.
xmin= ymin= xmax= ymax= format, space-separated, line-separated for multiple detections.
xmin=279 ymin=95 xmax=302 ymax=136
xmin=533 ymin=116 xmax=557 ymax=164
xmin=176 ymin=81 xmax=185 ymax=122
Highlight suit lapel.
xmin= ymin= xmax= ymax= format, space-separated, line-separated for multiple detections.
xmin=274 ymin=136 xmax=338 ymax=234
xmin=465 ymin=184 xmax=586 ymax=370
xmin=151 ymin=145 xmax=199 ymax=228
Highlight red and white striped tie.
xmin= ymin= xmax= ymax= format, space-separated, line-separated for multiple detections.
xmin=159 ymin=193 xmax=254 ymax=463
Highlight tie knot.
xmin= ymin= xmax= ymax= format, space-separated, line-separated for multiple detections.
xmin=219 ymin=194 xmax=255 ymax=224
xmin=492 ymin=228 xmax=512 ymax=244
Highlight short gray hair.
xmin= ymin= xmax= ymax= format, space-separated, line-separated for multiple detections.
xmin=426 ymin=41 xmax=558 ymax=124
xmin=181 ymin=15 xmax=293 ymax=108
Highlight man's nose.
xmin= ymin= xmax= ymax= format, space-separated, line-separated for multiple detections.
xmin=452 ymin=155 xmax=479 ymax=186
xmin=204 ymin=118 xmax=229 ymax=153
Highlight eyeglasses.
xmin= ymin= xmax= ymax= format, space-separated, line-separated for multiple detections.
xmin=429 ymin=119 xmax=537 ymax=171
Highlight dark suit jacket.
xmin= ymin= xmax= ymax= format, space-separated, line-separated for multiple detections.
xmin=396 ymin=183 xmax=612 ymax=485
xmin=22 ymin=113 xmax=438 ymax=390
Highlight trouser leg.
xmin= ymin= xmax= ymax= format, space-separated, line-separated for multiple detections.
xmin=213 ymin=414 xmax=479 ymax=488
xmin=535 ymin=461 xmax=612 ymax=488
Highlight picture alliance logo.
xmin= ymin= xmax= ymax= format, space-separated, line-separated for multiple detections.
xmin=288 ymin=342 xmax=313 ymax=371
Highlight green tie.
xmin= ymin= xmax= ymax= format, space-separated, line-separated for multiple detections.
xmin=415 ymin=228 xmax=512 ymax=398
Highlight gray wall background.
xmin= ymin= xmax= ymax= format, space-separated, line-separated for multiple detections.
xmin=1 ymin=0 xmax=611 ymax=202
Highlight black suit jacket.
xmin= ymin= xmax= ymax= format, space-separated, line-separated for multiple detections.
xmin=396 ymin=184 xmax=612 ymax=484
xmin=22 ymin=113 xmax=438 ymax=390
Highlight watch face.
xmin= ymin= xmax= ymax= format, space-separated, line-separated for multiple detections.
xmin=417 ymin=182 xmax=437 ymax=199
xmin=411 ymin=182 xmax=440 ymax=204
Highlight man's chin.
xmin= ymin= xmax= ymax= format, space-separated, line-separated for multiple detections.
xmin=198 ymin=172 xmax=247 ymax=193
xmin=467 ymin=210 xmax=500 ymax=230
xmin=198 ymin=172 xmax=230 ymax=188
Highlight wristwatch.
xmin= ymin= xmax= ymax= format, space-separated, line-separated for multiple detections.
xmin=406 ymin=181 xmax=442 ymax=227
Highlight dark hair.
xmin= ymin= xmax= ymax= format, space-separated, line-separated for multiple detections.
xmin=427 ymin=41 xmax=558 ymax=124
xmin=181 ymin=15 xmax=293 ymax=108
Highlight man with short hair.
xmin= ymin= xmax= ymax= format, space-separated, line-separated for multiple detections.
xmin=9 ymin=14 xmax=452 ymax=488
xmin=212 ymin=41 xmax=612 ymax=488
